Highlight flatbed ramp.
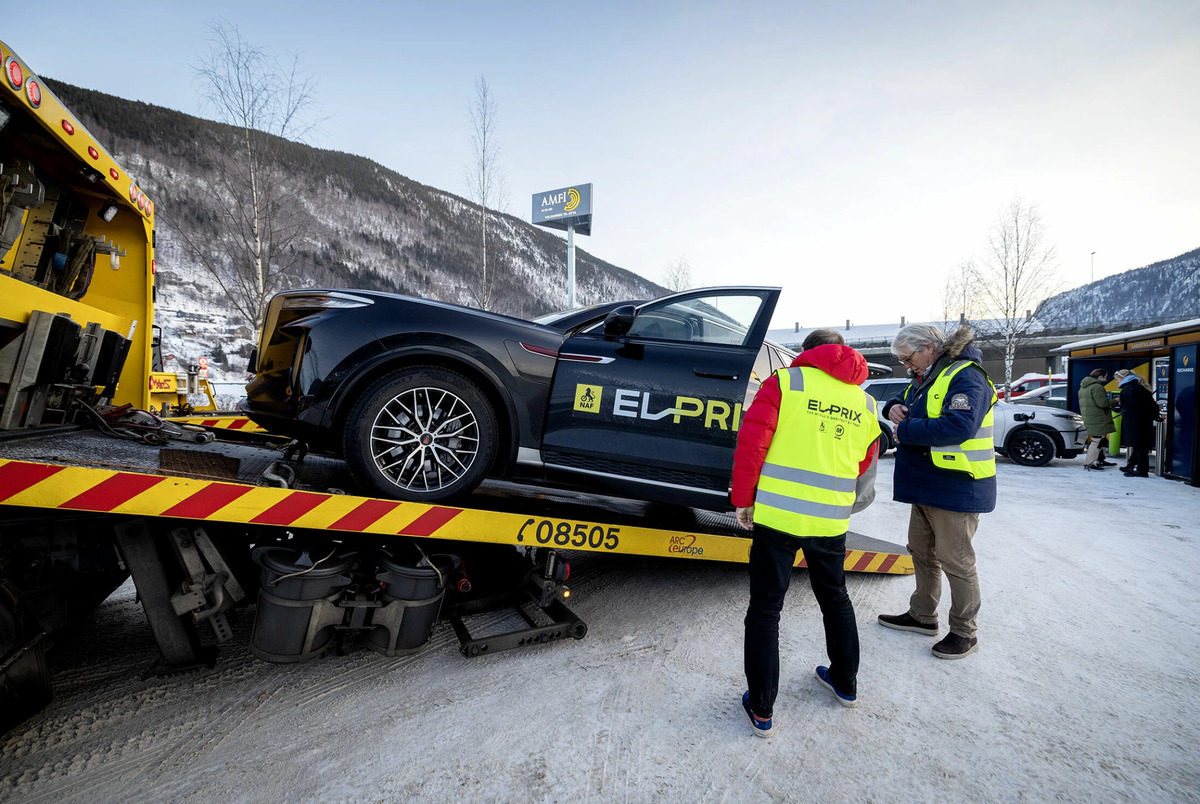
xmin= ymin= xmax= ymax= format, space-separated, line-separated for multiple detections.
xmin=0 ymin=428 xmax=911 ymax=574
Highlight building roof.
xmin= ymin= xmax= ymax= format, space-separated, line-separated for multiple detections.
xmin=767 ymin=318 xmax=1051 ymax=351
xmin=1054 ymin=317 xmax=1200 ymax=353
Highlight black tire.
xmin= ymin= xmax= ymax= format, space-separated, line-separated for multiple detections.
xmin=876 ymin=422 xmax=895 ymax=454
xmin=0 ymin=579 xmax=53 ymax=731
xmin=343 ymin=367 xmax=499 ymax=502
xmin=1006 ymin=429 xmax=1055 ymax=467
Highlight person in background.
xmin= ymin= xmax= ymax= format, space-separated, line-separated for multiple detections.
xmin=732 ymin=328 xmax=879 ymax=736
xmin=1079 ymin=368 xmax=1116 ymax=471
xmin=1115 ymin=369 xmax=1161 ymax=478
xmin=877 ymin=324 xmax=996 ymax=660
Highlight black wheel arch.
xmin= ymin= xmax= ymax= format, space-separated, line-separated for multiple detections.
xmin=325 ymin=346 xmax=522 ymax=476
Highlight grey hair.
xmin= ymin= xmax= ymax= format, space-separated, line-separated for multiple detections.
xmin=892 ymin=323 xmax=946 ymax=358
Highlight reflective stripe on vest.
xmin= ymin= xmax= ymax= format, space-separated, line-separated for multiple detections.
xmin=754 ymin=366 xmax=878 ymax=537
xmin=925 ymin=360 xmax=997 ymax=479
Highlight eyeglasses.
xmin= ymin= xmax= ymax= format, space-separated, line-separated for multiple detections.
xmin=898 ymin=347 xmax=921 ymax=366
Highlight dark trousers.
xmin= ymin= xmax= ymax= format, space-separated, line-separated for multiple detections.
xmin=744 ymin=524 xmax=859 ymax=717
xmin=1128 ymin=446 xmax=1150 ymax=474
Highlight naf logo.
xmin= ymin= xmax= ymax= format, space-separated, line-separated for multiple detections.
xmin=574 ymin=384 xmax=603 ymax=412
xmin=806 ymin=399 xmax=864 ymax=424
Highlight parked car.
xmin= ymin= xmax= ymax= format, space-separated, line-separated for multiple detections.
xmin=864 ymin=379 xmax=1086 ymax=465
xmin=862 ymin=377 xmax=911 ymax=452
xmin=244 ymin=286 xmax=786 ymax=510
xmin=992 ymin=401 xmax=1086 ymax=465
xmin=998 ymin=373 xmax=1067 ymax=400
xmin=1012 ymin=384 xmax=1069 ymax=409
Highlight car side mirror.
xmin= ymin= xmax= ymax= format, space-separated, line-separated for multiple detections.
xmin=603 ymin=305 xmax=636 ymax=340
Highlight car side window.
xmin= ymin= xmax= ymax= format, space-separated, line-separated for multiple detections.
xmin=627 ymin=293 xmax=765 ymax=346
xmin=866 ymin=381 xmax=906 ymax=402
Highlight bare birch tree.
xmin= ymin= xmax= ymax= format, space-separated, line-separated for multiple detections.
xmin=465 ymin=76 xmax=509 ymax=311
xmin=940 ymin=260 xmax=987 ymax=331
xmin=973 ymin=198 xmax=1063 ymax=389
xmin=180 ymin=20 xmax=319 ymax=329
xmin=662 ymin=255 xmax=694 ymax=292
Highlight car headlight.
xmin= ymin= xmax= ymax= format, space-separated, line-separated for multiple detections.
xmin=1051 ymin=412 xmax=1084 ymax=424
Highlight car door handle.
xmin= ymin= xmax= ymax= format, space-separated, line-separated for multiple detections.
xmin=694 ymin=369 xmax=739 ymax=380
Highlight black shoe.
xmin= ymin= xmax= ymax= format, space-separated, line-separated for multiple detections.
xmin=1085 ymin=463 xmax=1106 ymax=471
xmin=1120 ymin=465 xmax=1132 ymax=472
xmin=1098 ymin=460 xmax=1116 ymax=467
xmin=932 ymin=633 xmax=978 ymax=660
xmin=877 ymin=612 xmax=938 ymax=636
xmin=1126 ymin=471 xmax=1149 ymax=478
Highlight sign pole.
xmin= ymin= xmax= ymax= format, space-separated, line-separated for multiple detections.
xmin=531 ymin=183 xmax=591 ymax=311
xmin=567 ymin=221 xmax=575 ymax=309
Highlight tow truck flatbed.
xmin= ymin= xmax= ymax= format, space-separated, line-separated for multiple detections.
xmin=0 ymin=428 xmax=911 ymax=573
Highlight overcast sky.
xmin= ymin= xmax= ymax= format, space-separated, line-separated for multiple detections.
xmin=6 ymin=1 xmax=1198 ymax=328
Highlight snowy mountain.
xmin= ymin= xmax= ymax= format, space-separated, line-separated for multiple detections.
xmin=42 ymin=78 xmax=666 ymax=385
xmin=1036 ymin=247 xmax=1200 ymax=330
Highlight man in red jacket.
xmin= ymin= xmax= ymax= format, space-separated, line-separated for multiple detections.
xmin=732 ymin=328 xmax=879 ymax=736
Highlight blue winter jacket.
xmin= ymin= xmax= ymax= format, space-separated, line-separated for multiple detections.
xmin=882 ymin=342 xmax=997 ymax=513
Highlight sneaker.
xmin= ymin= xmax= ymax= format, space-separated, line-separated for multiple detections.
xmin=741 ymin=690 xmax=773 ymax=737
xmin=1085 ymin=463 xmax=1106 ymax=471
xmin=1098 ymin=460 xmax=1116 ymax=467
xmin=877 ymin=612 xmax=938 ymax=636
xmin=932 ymin=633 xmax=979 ymax=659
xmin=815 ymin=666 xmax=858 ymax=708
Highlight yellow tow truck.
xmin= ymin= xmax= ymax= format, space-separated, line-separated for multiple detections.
xmin=0 ymin=40 xmax=910 ymax=732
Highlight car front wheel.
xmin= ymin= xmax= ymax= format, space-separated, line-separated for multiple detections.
xmin=343 ymin=367 xmax=499 ymax=502
xmin=1005 ymin=429 xmax=1055 ymax=467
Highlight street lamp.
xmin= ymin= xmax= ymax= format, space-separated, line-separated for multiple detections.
xmin=1090 ymin=251 xmax=1096 ymax=329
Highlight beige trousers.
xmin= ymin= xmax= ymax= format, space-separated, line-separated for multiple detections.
xmin=906 ymin=504 xmax=981 ymax=638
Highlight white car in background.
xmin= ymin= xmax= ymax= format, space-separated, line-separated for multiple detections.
xmin=863 ymin=378 xmax=1087 ymax=466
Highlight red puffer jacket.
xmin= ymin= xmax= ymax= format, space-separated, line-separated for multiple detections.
xmin=731 ymin=343 xmax=877 ymax=508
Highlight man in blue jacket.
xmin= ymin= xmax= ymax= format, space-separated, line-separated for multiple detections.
xmin=878 ymin=324 xmax=997 ymax=659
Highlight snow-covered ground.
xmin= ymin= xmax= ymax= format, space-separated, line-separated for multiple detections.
xmin=1 ymin=452 xmax=1198 ymax=802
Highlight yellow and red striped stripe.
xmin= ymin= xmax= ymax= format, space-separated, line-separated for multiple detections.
xmin=0 ymin=459 xmax=912 ymax=574
xmin=165 ymin=417 xmax=271 ymax=433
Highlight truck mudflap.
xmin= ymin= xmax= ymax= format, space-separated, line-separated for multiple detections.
xmin=0 ymin=455 xmax=912 ymax=574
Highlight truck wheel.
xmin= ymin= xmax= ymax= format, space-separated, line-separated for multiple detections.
xmin=0 ymin=580 xmax=53 ymax=731
xmin=344 ymin=367 xmax=499 ymax=502
xmin=1006 ymin=429 xmax=1055 ymax=467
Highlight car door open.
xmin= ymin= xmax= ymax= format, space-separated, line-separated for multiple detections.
xmin=541 ymin=287 xmax=780 ymax=509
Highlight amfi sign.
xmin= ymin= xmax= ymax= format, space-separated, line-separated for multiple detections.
xmin=532 ymin=183 xmax=592 ymax=234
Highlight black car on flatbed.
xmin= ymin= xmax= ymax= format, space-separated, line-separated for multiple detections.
xmin=243 ymin=287 xmax=785 ymax=509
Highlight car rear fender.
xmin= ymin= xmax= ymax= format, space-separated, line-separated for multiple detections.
xmin=325 ymin=345 xmax=522 ymax=474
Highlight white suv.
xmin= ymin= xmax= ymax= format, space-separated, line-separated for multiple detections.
xmin=862 ymin=378 xmax=1087 ymax=466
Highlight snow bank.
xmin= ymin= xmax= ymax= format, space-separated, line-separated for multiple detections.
xmin=1 ymin=454 xmax=1197 ymax=802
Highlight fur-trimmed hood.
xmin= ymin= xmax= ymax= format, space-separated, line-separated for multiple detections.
xmin=942 ymin=326 xmax=977 ymax=360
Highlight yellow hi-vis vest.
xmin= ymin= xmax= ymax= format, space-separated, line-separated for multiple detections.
xmin=925 ymin=360 xmax=997 ymax=479
xmin=754 ymin=367 xmax=878 ymax=537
